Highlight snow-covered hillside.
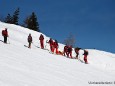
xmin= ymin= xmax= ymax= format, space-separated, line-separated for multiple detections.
xmin=0 ymin=21 xmax=115 ymax=86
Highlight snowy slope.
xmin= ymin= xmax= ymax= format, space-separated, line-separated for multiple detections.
xmin=0 ymin=21 xmax=115 ymax=86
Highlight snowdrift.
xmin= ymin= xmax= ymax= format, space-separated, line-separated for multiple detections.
xmin=0 ymin=21 xmax=115 ymax=86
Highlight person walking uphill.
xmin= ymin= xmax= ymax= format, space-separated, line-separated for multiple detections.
xmin=39 ymin=34 xmax=44 ymax=49
xmin=74 ymin=47 xmax=81 ymax=59
xmin=67 ymin=45 xmax=73 ymax=58
xmin=48 ymin=38 xmax=54 ymax=53
xmin=63 ymin=45 xmax=68 ymax=56
xmin=53 ymin=40 xmax=59 ymax=54
xmin=83 ymin=50 xmax=89 ymax=64
xmin=27 ymin=34 xmax=32 ymax=48
xmin=2 ymin=28 xmax=9 ymax=43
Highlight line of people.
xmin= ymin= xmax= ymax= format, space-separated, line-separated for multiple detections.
xmin=74 ymin=47 xmax=88 ymax=64
xmin=1 ymin=28 xmax=88 ymax=64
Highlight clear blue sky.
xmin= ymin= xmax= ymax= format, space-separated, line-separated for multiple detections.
xmin=0 ymin=0 xmax=115 ymax=53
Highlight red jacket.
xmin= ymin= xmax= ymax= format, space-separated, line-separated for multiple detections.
xmin=39 ymin=34 xmax=44 ymax=41
xmin=2 ymin=29 xmax=8 ymax=37
xmin=64 ymin=45 xmax=68 ymax=52
xmin=54 ymin=42 xmax=58 ymax=48
xmin=49 ymin=39 xmax=53 ymax=46
xmin=68 ymin=46 xmax=72 ymax=53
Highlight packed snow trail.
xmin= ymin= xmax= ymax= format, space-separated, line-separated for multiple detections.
xmin=0 ymin=21 xmax=115 ymax=86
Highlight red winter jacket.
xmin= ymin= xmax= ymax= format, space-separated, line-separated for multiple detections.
xmin=54 ymin=42 xmax=58 ymax=48
xmin=68 ymin=46 xmax=72 ymax=53
xmin=2 ymin=29 xmax=8 ymax=37
xmin=39 ymin=34 xmax=44 ymax=41
xmin=49 ymin=39 xmax=53 ymax=46
xmin=64 ymin=45 xmax=68 ymax=52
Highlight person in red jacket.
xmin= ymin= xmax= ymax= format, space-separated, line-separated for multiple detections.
xmin=48 ymin=38 xmax=54 ymax=53
xmin=53 ymin=40 xmax=59 ymax=54
xmin=74 ymin=47 xmax=81 ymax=59
xmin=39 ymin=34 xmax=44 ymax=49
xmin=83 ymin=50 xmax=88 ymax=64
xmin=28 ymin=33 xmax=32 ymax=48
xmin=2 ymin=28 xmax=8 ymax=43
xmin=63 ymin=45 xmax=68 ymax=56
xmin=67 ymin=45 xmax=73 ymax=58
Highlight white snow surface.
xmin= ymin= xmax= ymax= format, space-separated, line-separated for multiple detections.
xmin=0 ymin=21 xmax=115 ymax=86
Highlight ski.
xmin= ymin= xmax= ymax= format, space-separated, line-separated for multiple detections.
xmin=78 ymin=59 xmax=89 ymax=64
xmin=0 ymin=40 xmax=10 ymax=44
xmin=24 ymin=45 xmax=29 ymax=48
xmin=0 ymin=40 xmax=4 ymax=43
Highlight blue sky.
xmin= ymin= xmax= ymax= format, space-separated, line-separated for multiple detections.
xmin=0 ymin=0 xmax=115 ymax=53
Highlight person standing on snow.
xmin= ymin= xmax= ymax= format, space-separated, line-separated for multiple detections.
xmin=63 ymin=45 xmax=68 ymax=56
xmin=83 ymin=50 xmax=88 ymax=64
xmin=48 ymin=38 xmax=54 ymax=53
xmin=74 ymin=47 xmax=81 ymax=59
xmin=2 ymin=28 xmax=9 ymax=43
xmin=27 ymin=33 xmax=32 ymax=48
xmin=67 ymin=45 xmax=73 ymax=58
xmin=39 ymin=34 xmax=44 ymax=49
xmin=53 ymin=40 xmax=59 ymax=54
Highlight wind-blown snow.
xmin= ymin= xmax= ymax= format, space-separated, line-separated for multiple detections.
xmin=0 ymin=21 xmax=115 ymax=86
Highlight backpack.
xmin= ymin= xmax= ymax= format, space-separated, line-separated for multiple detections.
xmin=84 ymin=50 xmax=88 ymax=55
xmin=2 ymin=30 xmax=5 ymax=36
xmin=68 ymin=46 xmax=72 ymax=52
xmin=55 ymin=40 xmax=58 ymax=43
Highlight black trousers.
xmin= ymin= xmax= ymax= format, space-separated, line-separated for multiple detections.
xmin=28 ymin=42 xmax=32 ymax=48
xmin=4 ymin=36 xmax=7 ymax=43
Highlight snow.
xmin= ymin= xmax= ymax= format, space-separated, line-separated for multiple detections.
xmin=0 ymin=21 xmax=115 ymax=86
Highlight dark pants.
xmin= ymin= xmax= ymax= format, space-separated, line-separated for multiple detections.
xmin=84 ymin=55 xmax=88 ymax=64
xmin=4 ymin=36 xmax=7 ymax=43
xmin=76 ymin=52 xmax=79 ymax=59
xmin=40 ymin=40 xmax=44 ymax=49
xmin=28 ymin=42 xmax=32 ymax=48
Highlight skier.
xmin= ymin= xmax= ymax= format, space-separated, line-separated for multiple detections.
xmin=27 ymin=33 xmax=32 ymax=48
xmin=53 ymin=40 xmax=59 ymax=54
xmin=67 ymin=45 xmax=73 ymax=58
xmin=2 ymin=28 xmax=9 ymax=43
xmin=74 ymin=47 xmax=81 ymax=59
xmin=48 ymin=38 xmax=54 ymax=53
xmin=63 ymin=45 xmax=68 ymax=56
xmin=83 ymin=50 xmax=88 ymax=64
xmin=39 ymin=34 xmax=44 ymax=49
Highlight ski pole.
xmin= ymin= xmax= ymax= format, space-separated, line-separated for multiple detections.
xmin=45 ymin=40 xmax=49 ymax=51
xmin=7 ymin=37 xmax=10 ymax=44
xmin=32 ymin=42 xmax=40 ymax=48
xmin=32 ymin=42 xmax=36 ymax=47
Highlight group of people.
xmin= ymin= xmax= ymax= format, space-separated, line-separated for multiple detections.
xmin=1 ymin=28 xmax=89 ymax=64
xmin=48 ymin=38 xmax=59 ymax=54
xmin=75 ymin=47 xmax=88 ymax=64
xmin=27 ymin=34 xmax=59 ymax=55
xmin=39 ymin=34 xmax=88 ymax=64
xmin=26 ymin=33 xmax=59 ymax=54
xmin=63 ymin=45 xmax=73 ymax=58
